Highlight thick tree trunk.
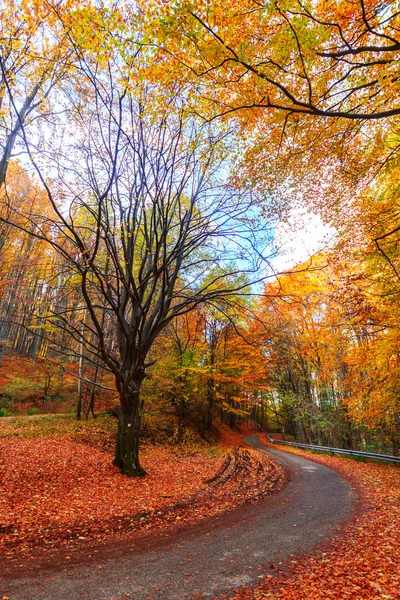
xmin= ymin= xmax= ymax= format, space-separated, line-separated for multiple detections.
xmin=113 ymin=388 xmax=145 ymax=477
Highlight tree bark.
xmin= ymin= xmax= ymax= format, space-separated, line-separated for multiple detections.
xmin=84 ymin=385 xmax=96 ymax=420
xmin=176 ymin=397 xmax=185 ymax=443
xmin=114 ymin=387 xmax=146 ymax=477
xmin=204 ymin=335 xmax=216 ymax=433
xmin=76 ymin=312 xmax=86 ymax=420
xmin=392 ymin=436 xmax=399 ymax=457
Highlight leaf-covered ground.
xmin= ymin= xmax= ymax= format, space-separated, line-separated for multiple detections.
xmin=0 ymin=432 xmax=284 ymax=561
xmin=230 ymin=441 xmax=400 ymax=600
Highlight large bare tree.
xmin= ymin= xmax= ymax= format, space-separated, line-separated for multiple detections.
xmin=3 ymin=47 xmax=270 ymax=474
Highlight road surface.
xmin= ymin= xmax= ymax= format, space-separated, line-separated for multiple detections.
xmin=1 ymin=435 xmax=356 ymax=600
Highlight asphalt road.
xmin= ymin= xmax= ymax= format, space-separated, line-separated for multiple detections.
xmin=1 ymin=435 xmax=356 ymax=600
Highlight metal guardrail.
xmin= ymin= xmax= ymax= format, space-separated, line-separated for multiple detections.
xmin=267 ymin=436 xmax=400 ymax=464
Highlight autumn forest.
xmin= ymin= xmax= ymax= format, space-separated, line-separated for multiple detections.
xmin=1 ymin=2 xmax=400 ymax=599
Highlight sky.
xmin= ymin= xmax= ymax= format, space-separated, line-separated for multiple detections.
xmin=272 ymin=208 xmax=336 ymax=272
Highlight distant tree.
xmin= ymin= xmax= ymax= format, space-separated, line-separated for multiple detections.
xmin=0 ymin=164 xmax=56 ymax=354
xmin=0 ymin=0 xmax=80 ymax=187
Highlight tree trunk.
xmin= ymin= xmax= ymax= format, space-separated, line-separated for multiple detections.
xmin=204 ymin=343 xmax=216 ymax=434
xmin=114 ymin=391 xmax=146 ymax=477
xmin=85 ymin=361 xmax=101 ymax=420
xmin=84 ymin=385 xmax=96 ymax=420
xmin=76 ymin=312 xmax=86 ymax=420
xmin=176 ymin=397 xmax=185 ymax=443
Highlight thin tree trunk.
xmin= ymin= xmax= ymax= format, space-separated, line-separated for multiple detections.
xmin=76 ymin=361 xmax=84 ymax=420
xmin=85 ymin=361 xmax=101 ymax=420
xmin=204 ymin=341 xmax=215 ymax=433
xmin=85 ymin=386 xmax=96 ymax=419
xmin=76 ymin=311 xmax=86 ymax=420
xmin=177 ymin=396 xmax=185 ymax=443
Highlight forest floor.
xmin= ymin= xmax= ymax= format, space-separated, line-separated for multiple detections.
xmin=1 ymin=435 xmax=354 ymax=600
xmin=229 ymin=439 xmax=400 ymax=600
xmin=0 ymin=353 xmax=116 ymax=416
xmin=2 ymin=414 xmax=399 ymax=599
xmin=0 ymin=417 xmax=284 ymax=575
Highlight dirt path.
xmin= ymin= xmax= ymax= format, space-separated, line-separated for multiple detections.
xmin=0 ymin=413 xmax=72 ymax=420
xmin=1 ymin=435 xmax=356 ymax=600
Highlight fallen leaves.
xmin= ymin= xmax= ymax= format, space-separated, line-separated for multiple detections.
xmin=230 ymin=441 xmax=400 ymax=600
xmin=0 ymin=436 xmax=284 ymax=560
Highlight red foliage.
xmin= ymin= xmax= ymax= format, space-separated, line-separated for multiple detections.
xmin=0 ymin=355 xmax=31 ymax=388
xmin=231 ymin=442 xmax=400 ymax=600
xmin=0 ymin=437 xmax=284 ymax=559
xmin=217 ymin=422 xmax=260 ymax=447
xmin=0 ymin=353 xmax=116 ymax=415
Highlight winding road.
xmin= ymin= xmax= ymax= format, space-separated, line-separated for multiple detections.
xmin=1 ymin=435 xmax=356 ymax=600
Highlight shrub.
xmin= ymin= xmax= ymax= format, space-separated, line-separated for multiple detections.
xmin=0 ymin=393 xmax=13 ymax=410
xmin=27 ymin=408 xmax=40 ymax=416
xmin=52 ymin=394 xmax=65 ymax=402
xmin=3 ymin=377 xmax=36 ymax=402
xmin=0 ymin=408 xmax=7 ymax=417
